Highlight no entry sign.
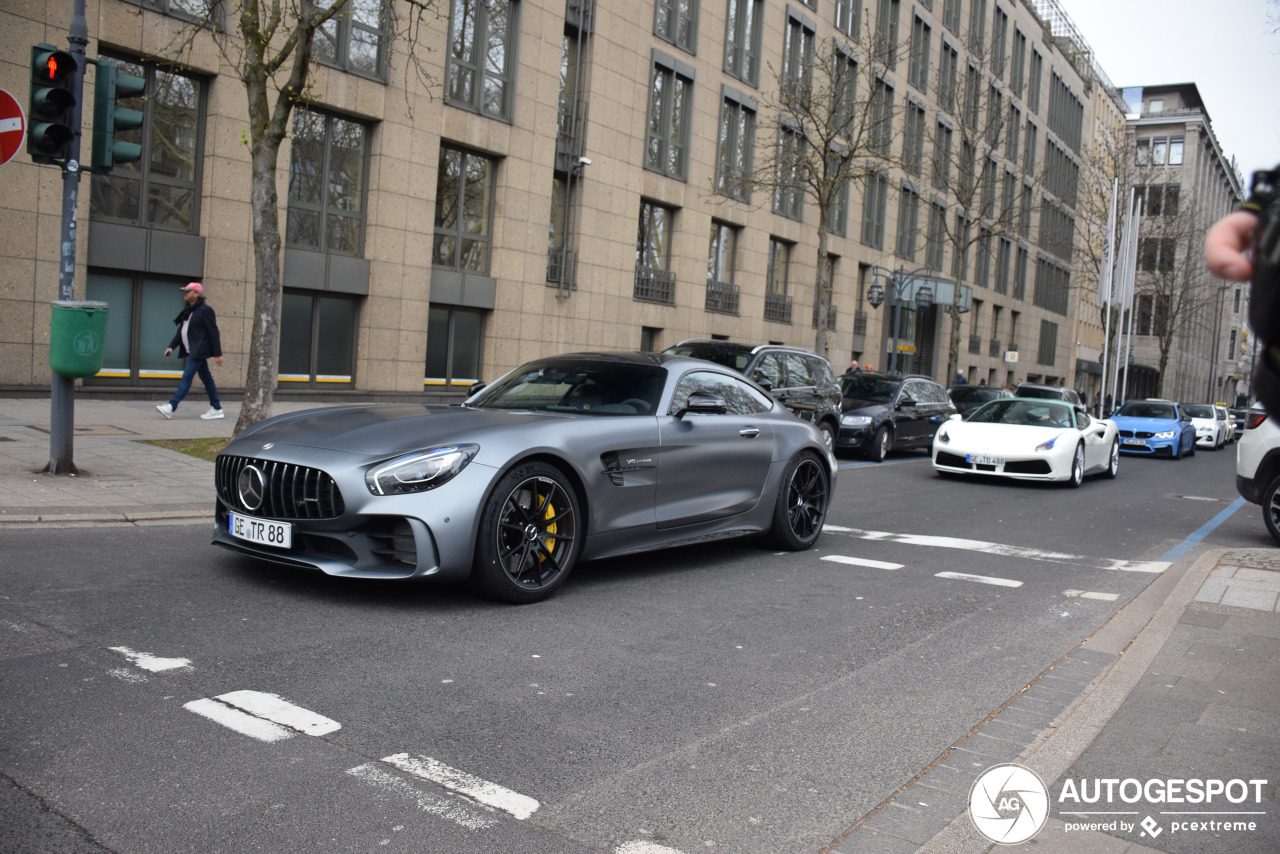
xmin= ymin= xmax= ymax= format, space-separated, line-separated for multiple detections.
xmin=0 ymin=88 xmax=26 ymax=167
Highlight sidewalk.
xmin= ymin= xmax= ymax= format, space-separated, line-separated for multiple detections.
xmin=2 ymin=396 xmax=1279 ymax=853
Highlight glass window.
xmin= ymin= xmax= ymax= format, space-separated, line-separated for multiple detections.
xmin=646 ymin=59 xmax=694 ymax=180
xmin=426 ymin=305 xmax=485 ymax=387
xmin=782 ymin=12 xmax=815 ymax=105
xmin=896 ymin=185 xmax=920 ymax=260
xmin=279 ymin=289 xmax=358 ymax=385
xmin=767 ymin=237 xmax=791 ymax=294
xmin=120 ymin=0 xmax=224 ymax=27
xmin=707 ymin=220 xmax=738 ymax=285
xmin=875 ymin=0 xmax=901 ymax=67
xmin=938 ymin=41 xmax=958 ymax=112
xmin=287 ymin=108 xmax=369 ymax=255
xmin=967 ymin=0 xmax=986 ymax=52
xmin=90 ymin=57 xmax=204 ymax=233
xmin=84 ymin=274 xmax=185 ymax=383
xmin=1152 ymin=137 xmax=1167 ymax=166
xmin=1027 ymin=48 xmax=1042 ymax=113
xmin=942 ymin=0 xmax=961 ymax=33
xmin=716 ymin=94 xmax=755 ymax=201
xmin=655 ymin=0 xmax=699 ymax=53
xmin=908 ymin=14 xmax=931 ymax=92
xmin=433 ymin=144 xmax=495 ymax=273
xmin=836 ymin=0 xmax=862 ymax=38
xmin=827 ymin=155 xmax=850 ymax=237
xmin=315 ymin=0 xmax=390 ymax=79
xmin=832 ymin=50 xmax=859 ymax=140
xmin=670 ymin=370 xmax=771 ymax=416
xmin=1169 ymin=136 xmax=1184 ymax=165
xmin=446 ymin=0 xmax=516 ymax=120
xmin=637 ymin=200 xmax=675 ymax=273
xmin=870 ymin=78 xmax=895 ymax=156
xmin=926 ymin=202 xmax=946 ymax=271
xmin=774 ymin=126 xmax=805 ymax=220
xmin=724 ymin=0 xmax=763 ymax=86
xmin=752 ymin=352 xmax=786 ymax=387
xmin=861 ymin=172 xmax=888 ymax=249
xmin=932 ymin=120 xmax=952 ymax=190
xmin=903 ymin=102 xmax=925 ymax=175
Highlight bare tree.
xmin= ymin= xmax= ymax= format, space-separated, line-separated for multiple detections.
xmin=752 ymin=20 xmax=907 ymax=359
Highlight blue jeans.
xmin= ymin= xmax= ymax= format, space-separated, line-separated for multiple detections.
xmin=170 ymin=357 xmax=220 ymax=411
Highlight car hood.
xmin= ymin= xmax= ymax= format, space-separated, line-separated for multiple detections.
xmin=1189 ymin=417 xmax=1217 ymax=429
xmin=1111 ymin=415 xmax=1180 ymax=432
xmin=226 ymin=404 xmax=574 ymax=456
xmin=841 ymin=397 xmax=891 ymax=415
xmin=940 ymin=421 xmax=1071 ymax=451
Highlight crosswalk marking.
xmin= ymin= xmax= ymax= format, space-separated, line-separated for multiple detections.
xmin=1063 ymin=589 xmax=1120 ymax=601
xmin=821 ymin=555 xmax=903 ymax=570
xmin=110 ymin=646 xmax=192 ymax=672
xmin=184 ymin=698 xmax=295 ymax=742
xmin=935 ymin=571 xmax=1022 ymax=588
xmin=216 ymin=690 xmax=341 ymax=736
xmin=616 ymin=842 xmax=688 ymax=854
xmin=347 ymin=763 xmax=498 ymax=831
xmin=823 ymin=526 xmax=1169 ymax=574
xmin=382 ymin=753 xmax=539 ymax=820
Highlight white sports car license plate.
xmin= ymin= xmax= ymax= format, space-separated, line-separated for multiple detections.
xmin=230 ymin=512 xmax=292 ymax=549
xmin=967 ymin=454 xmax=1005 ymax=466
xmin=1122 ymin=438 xmax=1146 ymax=446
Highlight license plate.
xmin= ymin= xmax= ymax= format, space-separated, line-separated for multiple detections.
xmin=967 ymin=454 xmax=1005 ymax=466
xmin=229 ymin=512 xmax=292 ymax=549
xmin=1122 ymin=438 xmax=1146 ymax=446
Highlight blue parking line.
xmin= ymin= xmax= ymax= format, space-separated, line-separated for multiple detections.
xmin=1160 ymin=496 xmax=1248 ymax=562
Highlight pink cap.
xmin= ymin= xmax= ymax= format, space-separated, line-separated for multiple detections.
xmin=181 ymin=282 xmax=203 ymax=295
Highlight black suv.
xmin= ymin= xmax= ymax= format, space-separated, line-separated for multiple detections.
xmin=662 ymin=340 xmax=842 ymax=450
xmin=1013 ymin=382 xmax=1083 ymax=406
xmin=947 ymin=384 xmax=1013 ymax=416
xmin=838 ymin=371 xmax=957 ymax=461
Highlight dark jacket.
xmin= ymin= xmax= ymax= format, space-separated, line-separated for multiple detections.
xmin=169 ymin=298 xmax=222 ymax=361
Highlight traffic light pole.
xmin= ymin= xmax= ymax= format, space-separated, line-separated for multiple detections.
xmin=45 ymin=0 xmax=89 ymax=475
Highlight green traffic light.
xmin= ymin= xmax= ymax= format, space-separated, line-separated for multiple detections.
xmin=91 ymin=59 xmax=146 ymax=172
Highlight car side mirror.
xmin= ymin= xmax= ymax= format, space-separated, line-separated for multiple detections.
xmin=677 ymin=390 xmax=728 ymax=418
xmin=755 ymin=376 xmax=774 ymax=393
xmin=948 ymin=413 xmax=962 ymax=422
xmin=897 ymin=396 xmax=915 ymax=409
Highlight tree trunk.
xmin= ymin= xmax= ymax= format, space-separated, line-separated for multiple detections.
xmin=945 ymin=304 xmax=961 ymax=386
xmin=813 ymin=229 xmax=831 ymax=358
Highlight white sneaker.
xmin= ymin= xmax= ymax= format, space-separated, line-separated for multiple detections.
xmin=156 ymin=403 xmax=174 ymax=419
xmin=201 ymin=407 xmax=225 ymax=420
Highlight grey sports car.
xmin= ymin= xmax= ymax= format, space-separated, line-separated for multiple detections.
xmin=212 ymin=352 xmax=836 ymax=602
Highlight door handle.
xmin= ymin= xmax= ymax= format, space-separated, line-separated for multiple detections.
xmin=739 ymin=427 xmax=760 ymax=438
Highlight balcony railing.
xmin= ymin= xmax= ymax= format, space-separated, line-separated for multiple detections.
xmin=853 ymin=310 xmax=868 ymax=337
xmin=705 ymin=279 xmax=740 ymax=314
xmin=989 ymin=338 xmax=1003 ymax=358
xmin=764 ymin=291 xmax=793 ymax=323
xmin=634 ymin=266 xmax=676 ymax=304
xmin=812 ymin=303 xmax=837 ymax=330
xmin=969 ymin=334 xmax=983 ymax=355
xmin=547 ymin=249 xmax=576 ymax=287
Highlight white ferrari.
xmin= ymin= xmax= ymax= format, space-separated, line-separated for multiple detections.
xmin=931 ymin=398 xmax=1120 ymax=487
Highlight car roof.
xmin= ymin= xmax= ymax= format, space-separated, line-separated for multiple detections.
xmin=1015 ymin=382 xmax=1067 ymax=392
xmin=669 ymin=339 xmax=823 ymax=359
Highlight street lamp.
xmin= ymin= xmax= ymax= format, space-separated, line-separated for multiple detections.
xmin=865 ymin=265 xmax=934 ymax=373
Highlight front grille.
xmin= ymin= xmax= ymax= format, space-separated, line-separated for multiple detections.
xmin=1005 ymin=459 xmax=1052 ymax=475
xmin=1118 ymin=430 xmax=1156 ymax=439
xmin=936 ymin=451 xmax=969 ymax=468
xmin=216 ymin=455 xmax=346 ymax=519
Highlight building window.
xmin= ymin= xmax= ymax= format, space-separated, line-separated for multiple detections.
xmin=782 ymin=10 xmax=816 ymax=105
xmin=287 ymin=108 xmax=369 ymax=255
xmin=876 ymin=0 xmax=901 ymax=67
xmin=835 ymin=0 xmax=861 ymax=38
xmin=636 ymin=200 xmax=677 ymax=303
xmin=1019 ymin=181 xmax=1032 ymax=237
xmin=1005 ymin=103 xmax=1021 ymax=161
xmin=1001 ymin=169 xmax=1016 ymax=219
xmin=1023 ymin=120 xmax=1037 ymax=173
xmin=942 ymin=0 xmax=961 ymax=33
xmin=1037 ymin=319 xmax=1057 ymax=366
xmin=870 ymin=77 xmax=895 ymax=156
xmin=279 ymin=289 xmax=358 ymax=386
xmin=861 ymin=171 xmax=889 ymax=249
xmin=967 ymin=0 xmax=986 ymax=52
xmin=707 ymin=220 xmax=741 ymax=313
xmin=426 ymin=305 xmax=484 ymax=387
xmin=1027 ymin=48 xmax=1042 ymax=113
xmin=938 ymin=41 xmax=958 ymax=112
xmin=896 ymin=184 xmax=920 ymax=259
xmin=85 ymin=273 xmax=194 ymax=384
xmin=655 ymin=0 xmax=699 ymax=53
xmin=548 ymin=173 xmax=577 ymax=285
xmin=974 ymin=228 xmax=991 ymax=287
xmin=774 ymin=125 xmax=806 ymax=220
xmin=1169 ymin=136 xmax=1185 ymax=165
xmin=766 ymin=237 xmax=794 ymax=322
xmin=926 ymin=201 xmax=946 ymax=270
xmin=90 ymin=57 xmax=204 ymax=232
xmin=434 ymin=144 xmax=495 ymax=273
xmin=963 ymin=64 xmax=981 ymax=128
xmin=120 ymin=0 xmax=224 ymax=27
xmin=832 ymin=48 xmax=859 ymax=138
xmin=1013 ymin=245 xmax=1028 ymax=299
xmin=1139 ymin=237 xmax=1176 ymax=273
xmin=315 ymin=0 xmax=391 ymax=79
xmin=903 ymin=101 xmax=925 ymax=175
xmin=952 ymin=212 xmax=969 ymax=280
xmin=986 ymin=83 xmax=1001 ymax=147
xmin=716 ymin=90 xmax=756 ymax=201
xmin=646 ymin=53 xmax=695 ymax=180
xmin=827 ymin=156 xmax=851 ymax=236
xmin=908 ymin=14 xmax=931 ymax=93
xmin=446 ymin=0 xmax=516 ymax=120
xmin=932 ymin=120 xmax=952 ymax=190
xmin=980 ymin=156 xmax=996 ymax=219
xmin=1009 ymin=27 xmax=1026 ymax=97
xmin=724 ymin=0 xmax=763 ymax=86
xmin=994 ymin=236 xmax=1011 ymax=294
xmin=991 ymin=5 xmax=1007 ymax=79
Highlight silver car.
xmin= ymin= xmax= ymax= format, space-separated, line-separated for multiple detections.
xmin=212 ymin=352 xmax=836 ymax=602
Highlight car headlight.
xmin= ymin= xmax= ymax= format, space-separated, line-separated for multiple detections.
xmin=842 ymin=415 xmax=873 ymax=427
xmin=1154 ymin=430 xmax=1177 ymax=439
xmin=936 ymin=428 xmax=950 ymax=444
xmin=1035 ymin=435 xmax=1059 ymax=452
xmin=366 ymin=444 xmax=479 ymax=495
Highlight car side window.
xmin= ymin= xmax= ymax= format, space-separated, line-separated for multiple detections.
xmin=752 ymin=353 xmax=786 ymax=389
xmin=901 ymin=381 xmax=924 ymax=404
xmin=786 ymin=354 xmax=816 ymax=387
xmin=810 ymin=357 xmax=836 ymax=385
xmin=668 ymin=370 xmax=772 ymax=416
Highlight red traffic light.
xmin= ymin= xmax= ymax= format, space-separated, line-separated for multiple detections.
xmin=37 ymin=50 xmax=74 ymax=84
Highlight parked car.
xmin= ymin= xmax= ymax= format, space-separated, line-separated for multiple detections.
xmin=661 ymin=340 xmax=842 ymax=451
xmin=1109 ymin=399 xmax=1196 ymax=458
xmin=1183 ymin=403 xmax=1229 ymax=449
xmin=1012 ymin=382 xmax=1084 ymax=406
xmin=1217 ymin=405 xmax=1237 ymax=443
xmin=1235 ymin=406 xmax=1280 ymax=542
xmin=837 ymin=371 xmax=957 ymax=461
xmin=932 ymin=398 xmax=1119 ymax=487
xmin=948 ymin=384 xmax=1014 ymax=416
xmin=213 ymin=352 xmax=836 ymax=603
xmin=1230 ymin=407 xmax=1251 ymax=441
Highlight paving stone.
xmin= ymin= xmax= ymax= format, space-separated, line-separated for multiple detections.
xmin=1182 ymin=608 xmax=1230 ymax=628
xmin=904 ymin=781 xmax=969 ymax=820
xmin=861 ymin=803 xmax=951 ymax=844
xmin=830 ymin=825 xmax=921 ymax=854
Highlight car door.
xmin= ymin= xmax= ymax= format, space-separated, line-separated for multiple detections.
xmin=781 ymin=353 xmax=820 ymax=423
xmin=749 ymin=352 xmax=789 ymax=409
xmin=656 ymin=370 xmax=776 ymax=529
xmin=1076 ymin=410 xmax=1110 ymax=470
xmin=894 ymin=380 xmax=928 ymax=445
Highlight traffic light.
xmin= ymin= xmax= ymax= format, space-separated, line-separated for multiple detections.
xmin=27 ymin=44 xmax=77 ymax=164
xmin=91 ymin=59 xmax=145 ymax=172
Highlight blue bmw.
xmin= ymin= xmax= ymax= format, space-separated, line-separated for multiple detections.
xmin=1110 ymin=399 xmax=1196 ymax=458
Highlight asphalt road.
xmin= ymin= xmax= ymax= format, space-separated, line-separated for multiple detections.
xmin=0 ymin=443 xmax=1260 ymax=854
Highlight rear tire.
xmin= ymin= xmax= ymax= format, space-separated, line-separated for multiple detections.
xmin=1265 ymin=475 xmax=1280 ymax=545
xmin=817 ymin=421 xmax=836 ymax=454
xmin=766 ymin=453 xmax=829 ymax=550
xmin=865 ymin=425 xmax=891 ymax=462
xmin=1067 ymin=442 xmax=1085 ymax=488
xmin=1105 ymin=439 xmax=1119 ymax=478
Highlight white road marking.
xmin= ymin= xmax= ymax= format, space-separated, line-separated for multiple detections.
xmin=935 ymin=571 xmax=1023 ymax=588
xmin=110 ymin=646 xmax=192 ymax=672
xmin=215 ymin=690 xmax=341 ymax=736
xmin=822 ymin=527 xmax=1168 ymax=573
xmin=347 ymin=763 xmax=498 ymax=830
xmin=184 ymin=698 xmax=294 ymax=742
xmin=382 ymin=753 xmax=539 ymax=820
xmin=1063 ymin=589 xmax=1120 ymax=601
xmin=617 ymin=842 xmax=689 ymax=854
xmin=821 ymin=555 xmax=904 ymax=570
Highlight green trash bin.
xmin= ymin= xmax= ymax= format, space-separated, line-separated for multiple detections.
xmin=49 ymin=300 xmax=110 ymax=379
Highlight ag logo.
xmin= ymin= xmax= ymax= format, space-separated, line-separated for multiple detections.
xmin=969 ymin=763 xmax=1050 ymax=844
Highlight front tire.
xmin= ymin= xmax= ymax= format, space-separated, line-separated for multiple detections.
xmin=471 ymin=462 xmax=580 ymax=603
xmin=1265 ymin=475 xmax=1280 ymax=544
xmin=1105 ymin=438 xmax=1119 ymax=478
xmin=817 ymin=421 xmax=836 ymax=454
xmin=865 ymin=425 xmax=891 ymax=462
xmin=1067 ymin=442 xmax=1085 ymax=488
xmin=766 ymin=453 xmax=829 ymax=550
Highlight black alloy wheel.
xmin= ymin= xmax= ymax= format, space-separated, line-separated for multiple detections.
xmin=1265 ymin=475 xmax=1280 ymax=545
xmin=768 ymin=453 xmax=829 ymax=550
xmin=472 ymin=462 xmax=580 ymax=603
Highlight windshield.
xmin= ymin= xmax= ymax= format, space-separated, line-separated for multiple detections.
xmin=1183 ymin=404 xmax=1214 ymax=418
xmin=969 ymin=399 xmax=1074 ymax=428
xmin=1015 ymin=386 xmax=1064 ymax=400
xmin=841 ymin=374 xmax=899 ymax=403
xmin=950 ymin=387 xmax=1000 ymax=403
xmin=469 ymin=359 xmax=667 ymax=415
xmin=1116 ymin=401 xmax=1177 ymax=420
